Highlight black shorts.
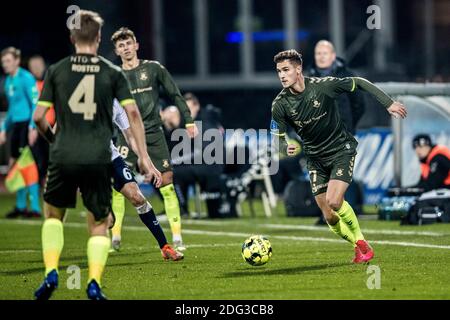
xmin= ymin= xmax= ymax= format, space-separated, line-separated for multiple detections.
xmin=43 ymin=162 xmax=113 ymax=221
xmin=10 ymin=121 xmax=29 ymax=159
xmin=112 ymin=156 xmax=136 ymax=192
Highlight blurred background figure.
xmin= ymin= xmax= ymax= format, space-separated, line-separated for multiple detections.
xmin=306 ymin=40 xmax=366 ymax=224
xmin=307 ymin=40 xmax=365 ymax=135
xmin=0 ymin=47 xmax=41 ymax=218
xmin=172 ymin=93 xmax=225 ymax=218
xmin=412 ymin=134 xmax=450 ymax=192
xmin=161 ymin=105 xmax=182 ymax=151
xmin=28 ymin=55 xmax=52 ymax=186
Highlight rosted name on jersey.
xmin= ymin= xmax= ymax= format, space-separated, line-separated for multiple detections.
xmin=71 ymin=64 xmax=100 ymax=73
xmin=70 ymin=55 xmax=101 ymax=73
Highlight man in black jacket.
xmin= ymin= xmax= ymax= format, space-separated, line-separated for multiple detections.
xmin=172 ymin=93 xmax=225 ymax=218
xmin=307 ymin=40 xmax=366 ymax=224
xmin=307 ymin=40 xmax=365 ymax=134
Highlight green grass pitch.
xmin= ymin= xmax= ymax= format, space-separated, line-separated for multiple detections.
xmin=0 ymin=194 xmax=449 ymax=300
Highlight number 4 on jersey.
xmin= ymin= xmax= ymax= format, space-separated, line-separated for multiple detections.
xmin=68 ymin=75 xmax=97 ymax=120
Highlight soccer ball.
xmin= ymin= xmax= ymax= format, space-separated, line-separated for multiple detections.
xmin=241 ymin=235 xmax=272 ymax=266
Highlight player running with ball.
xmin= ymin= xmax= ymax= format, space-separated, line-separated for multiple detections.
xmin=270 ymin=50 xmax=407 ymax=263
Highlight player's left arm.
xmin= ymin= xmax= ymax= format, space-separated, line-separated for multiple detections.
xmin=327 ymin=77 xmax=407 ymax=119
xmin=156 ymin=63 xmax=198 ymax=138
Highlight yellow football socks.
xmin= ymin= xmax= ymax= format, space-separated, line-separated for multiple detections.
xmin=328 ymin=217 xmax=356 ymax=246
xmin=160 ymin=183 xmax=182 ymax=242
xmin=337 ymin=201 xmax=365 ymax=242
xmin=111 ymin=189 xmax=125 ymax=240
xmin=87 ymin=236 xmax=110 ymax=285
xmin=42 ymin=218 xmax=64 ymax=275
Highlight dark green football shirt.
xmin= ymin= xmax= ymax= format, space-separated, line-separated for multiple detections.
xmin=122 ymin=60 xmax=193 ymax=134
xmin=38 ymin=54 xmax=134 ymax=164
xmin=271 ymin=76 xmax=392 ymax=160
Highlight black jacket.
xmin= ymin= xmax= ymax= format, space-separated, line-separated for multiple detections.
xmin=307 ymin=57 xmax=365 ymax=134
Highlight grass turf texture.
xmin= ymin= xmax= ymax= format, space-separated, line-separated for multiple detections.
xmin=0 ymin=194 xmax=449 ymax=300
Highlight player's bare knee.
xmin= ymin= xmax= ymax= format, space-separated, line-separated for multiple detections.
xmin=89 ymin=219 xmax=109 ymax=236
xmin=323 ymin=211 xmax=339 ymax=225
xmin=326 ymin=197 xmax=343 ymax=212
xmin=130 ymin=191 xmax=145 ymax=207
xmin=161 ymin=171 xmax=173 ymax=186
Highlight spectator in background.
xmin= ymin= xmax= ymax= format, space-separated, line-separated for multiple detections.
xmin=0 ymin=47 xmax=41 ymax=218
xmin=28 ymin=55 xmax=52 ymax=185
xmin=172 ymin=93 xmax=225 ymax=218
xmin=161 ymin=105 xmax=182 ymax=152
xmin=307 ymin=40 xmax=365 ymax=134
xmin=307 ymin=41 xmax=366 ymax=224
xmin=412 ymin=134 xmax=450 ymax=192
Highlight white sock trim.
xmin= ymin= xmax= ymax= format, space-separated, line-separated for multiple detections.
xmin=136 ymin=201 xmax=152 ymax=215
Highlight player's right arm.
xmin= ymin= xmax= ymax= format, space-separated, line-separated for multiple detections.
xmin=33 ymin=67 xmax=55 ymax=143
xmin=114 ymin=72 xmax=162 ymax=187
xmin=270 ymin=100 xmax=293 ymax=157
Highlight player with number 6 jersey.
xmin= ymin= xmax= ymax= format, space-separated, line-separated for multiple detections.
xmin=109 ymin=101 xmax=183 ymax=261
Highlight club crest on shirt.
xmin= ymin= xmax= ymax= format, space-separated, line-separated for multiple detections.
xmin=140 ymin=71 xmax=148 ymax=81
xmin=336 ymin=168 xmax=344 ymax=177
xmin=312 ymin=100 xmax=321 ymax=108
xmin=162 ymin=159 xmax=170 ymax=168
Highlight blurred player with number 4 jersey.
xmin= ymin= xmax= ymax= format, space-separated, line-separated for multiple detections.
xmin=110 ymin=100 xmax=183 ymax=261
xmin=270 ymin=50 xmax=408 ymax=263
xmin=32 ymin=10 xmax=159 ymax=300
xmin=111 ymin=27 xmax=198 ymax=251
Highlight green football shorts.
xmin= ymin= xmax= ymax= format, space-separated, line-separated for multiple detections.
xmin=306 ymin=144 xmax=357 ymax=196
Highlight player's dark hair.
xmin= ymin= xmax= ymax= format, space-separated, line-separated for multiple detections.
xmin=1 ymin=47 xmax=21 ymax=59
xmin=183 ymin=92 xmax=200 ymax=105
xmin=111 ymin=27 xmax=137 ymax=45
xmin=70 ymin=10 xmax=104 ymax=45
xmin=273 ymin=49 xmax=303 ymax=66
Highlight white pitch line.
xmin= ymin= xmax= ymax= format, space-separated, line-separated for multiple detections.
xmin=181 ymin=229 xmax=450 ymax=250
xmin=182 ymin=219 xmax=448 ymax=237
xmin=1 ymin=219 xmax=450 ymax=250
xmin=261 ymin=223 xmax=447 ymax=237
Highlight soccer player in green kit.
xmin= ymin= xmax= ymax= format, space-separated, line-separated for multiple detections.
xmin=32 ymin=10 xmax=159 ymax=300
xmin=110 ymin=27 xmax=198 ymax=251
xmin=270 ymin=50 xmax=407 ymax=263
